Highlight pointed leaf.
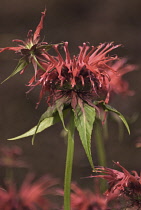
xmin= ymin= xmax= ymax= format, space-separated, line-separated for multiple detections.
xmin=103 ymin=103 xmax=130 ymax=134
xmin=1 ymin=58 xmax=29 ymax=84
xmin=74 ymin=102 xmax=96 ymax=169
xmin=31 ymin=105 xmax=60 ymax=144
xmin=31 ymin=104 xmax=68 ymax=143
xmin=8 ymin=111 xmax=60 ymax=141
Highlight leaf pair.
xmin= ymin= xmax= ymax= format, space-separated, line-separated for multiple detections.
xmin=8 ymin=101 xmax=130 ymax=170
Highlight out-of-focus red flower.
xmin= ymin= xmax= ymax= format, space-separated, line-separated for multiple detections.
xmin=28 ymin=42 xmax=121 ymax=109
xmin=0 ymin=9 xmax=48 ymax=74
xmin=70 ymin=183 xmax=109 ymax=210
xmin=0 ymin=146 xmax=28 ymax=168
xmin=135 ymin=136 xmax=141 ymax=148
xmin=0 ymin=174 xmax=58 ymax=210
xmin=93 ymin=162 xmax=141 ymax=208
xmin=107 ymin=58 xmax=136 ymax=96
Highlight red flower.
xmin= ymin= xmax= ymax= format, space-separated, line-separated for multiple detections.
xmin=70 ymin=183 xmax=109 ymax=210
xmin=0 ymin=174 xmax=58 ymax=210
xmin=0 ymin=146 xmax=28 ymax=168
xmin=0 ymin=9 xmax=48 ymax=74
xmin=28 ymin=42 xmax=120 ymax=109
xmin=93 ymin=162 xmax=141 ymax=208
xmin=107 ymin=58 xmax=136 ymax=96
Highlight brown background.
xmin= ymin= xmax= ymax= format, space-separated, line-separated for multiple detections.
xmin=0 ymin=0 xmax=141 ymax=190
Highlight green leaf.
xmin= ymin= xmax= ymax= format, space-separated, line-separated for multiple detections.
xmin=1 ymin=58 xmax=29 ymax=84
xmin=8 ymin=111 xmax=60 ymax=141
xmin=31 ymin=106 xmax=59 ymax=144
xmin=8 ymin=105 xmax=58 ymax=142
xmin=74 ymin=102 xmax=95 ymax=169
xmin=103 ymin=103 xmax=130 ymax=134
xmin=8 ymin=105 xmax=69 ymax=144
xmin=56 ymin=100 xmax=68 ymax=132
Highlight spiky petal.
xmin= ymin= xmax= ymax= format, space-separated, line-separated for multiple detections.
xmin=28 ymin=42 xmax=120 ymax=109
xmin=0 ymin=174 xmax=58 ymax=210
xmin=92 ymin=162 xmax=141 ymax=208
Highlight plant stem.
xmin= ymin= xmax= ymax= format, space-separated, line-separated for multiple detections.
xmin=94 ymin=121 xmax=107 ymax=192
xmin=64 ymin=112 xmax=75 ymax=210
xmin=103 ymin=119 xmax=109 ymax=141
xmin=95 ymin=121 xmax=106 ymax=166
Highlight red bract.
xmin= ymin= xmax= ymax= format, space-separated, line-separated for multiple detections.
xmin=0 ymin=174 xmax=58 ymax=210
xmin=93 ymin=162 xmax=141 ymax=208
xmin=70 ymin=183 xmax=109 ymax=210
xmin=28 ymin=42 xmax=121 ymax=109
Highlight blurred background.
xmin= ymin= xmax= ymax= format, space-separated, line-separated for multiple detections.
xmin=0 ymin=0 xmax=141 ymax=191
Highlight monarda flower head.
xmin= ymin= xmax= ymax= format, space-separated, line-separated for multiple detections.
xmin=10 ymin=42 xmax=132 ymax=171
xmin=70 ymin=183 xmax=109 ymax=210
xmin=0 ymin=174 xmax=58 ymax=210
xmin=0 ymin=9 xmax=46 ymax=54
xmin=28 ymin=42 xmax=120 ymax=109
xmin=0 ymin=9 xmax=61 ymax=83
xmin=92 ymin=162 xmax=141 ymax=208
xmin=1 ymin=10 xmax=136 ymax=210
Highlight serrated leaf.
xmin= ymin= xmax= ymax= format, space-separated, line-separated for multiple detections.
xmin=1 ymin=58 xmax=29 ymax=84
xmin=103 ymin=103 xmax=130 ymax=134
xmin=8 ymin=111 xmax=60 ymax=141
xmin=74 ymin=102 xmax=95 ymax=169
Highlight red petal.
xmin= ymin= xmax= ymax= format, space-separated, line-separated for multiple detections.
xmin=0 ymin=46 xmax=22 ymax=53
xmin=12 ymin=39 xmax=26 ymax=45
xmin=33 ymin=9 xmax=46 ymax=41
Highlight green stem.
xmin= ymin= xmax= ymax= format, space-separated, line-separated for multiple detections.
xmin=64 ymin=112 xmax=75 ymax=210
xmin=94 ymin=121 xmax=107 ymax=192
xmin=94 ymin=121 xmax=106 ymax=167
xmin=103 ymin=119 xmax=109 ymax=141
